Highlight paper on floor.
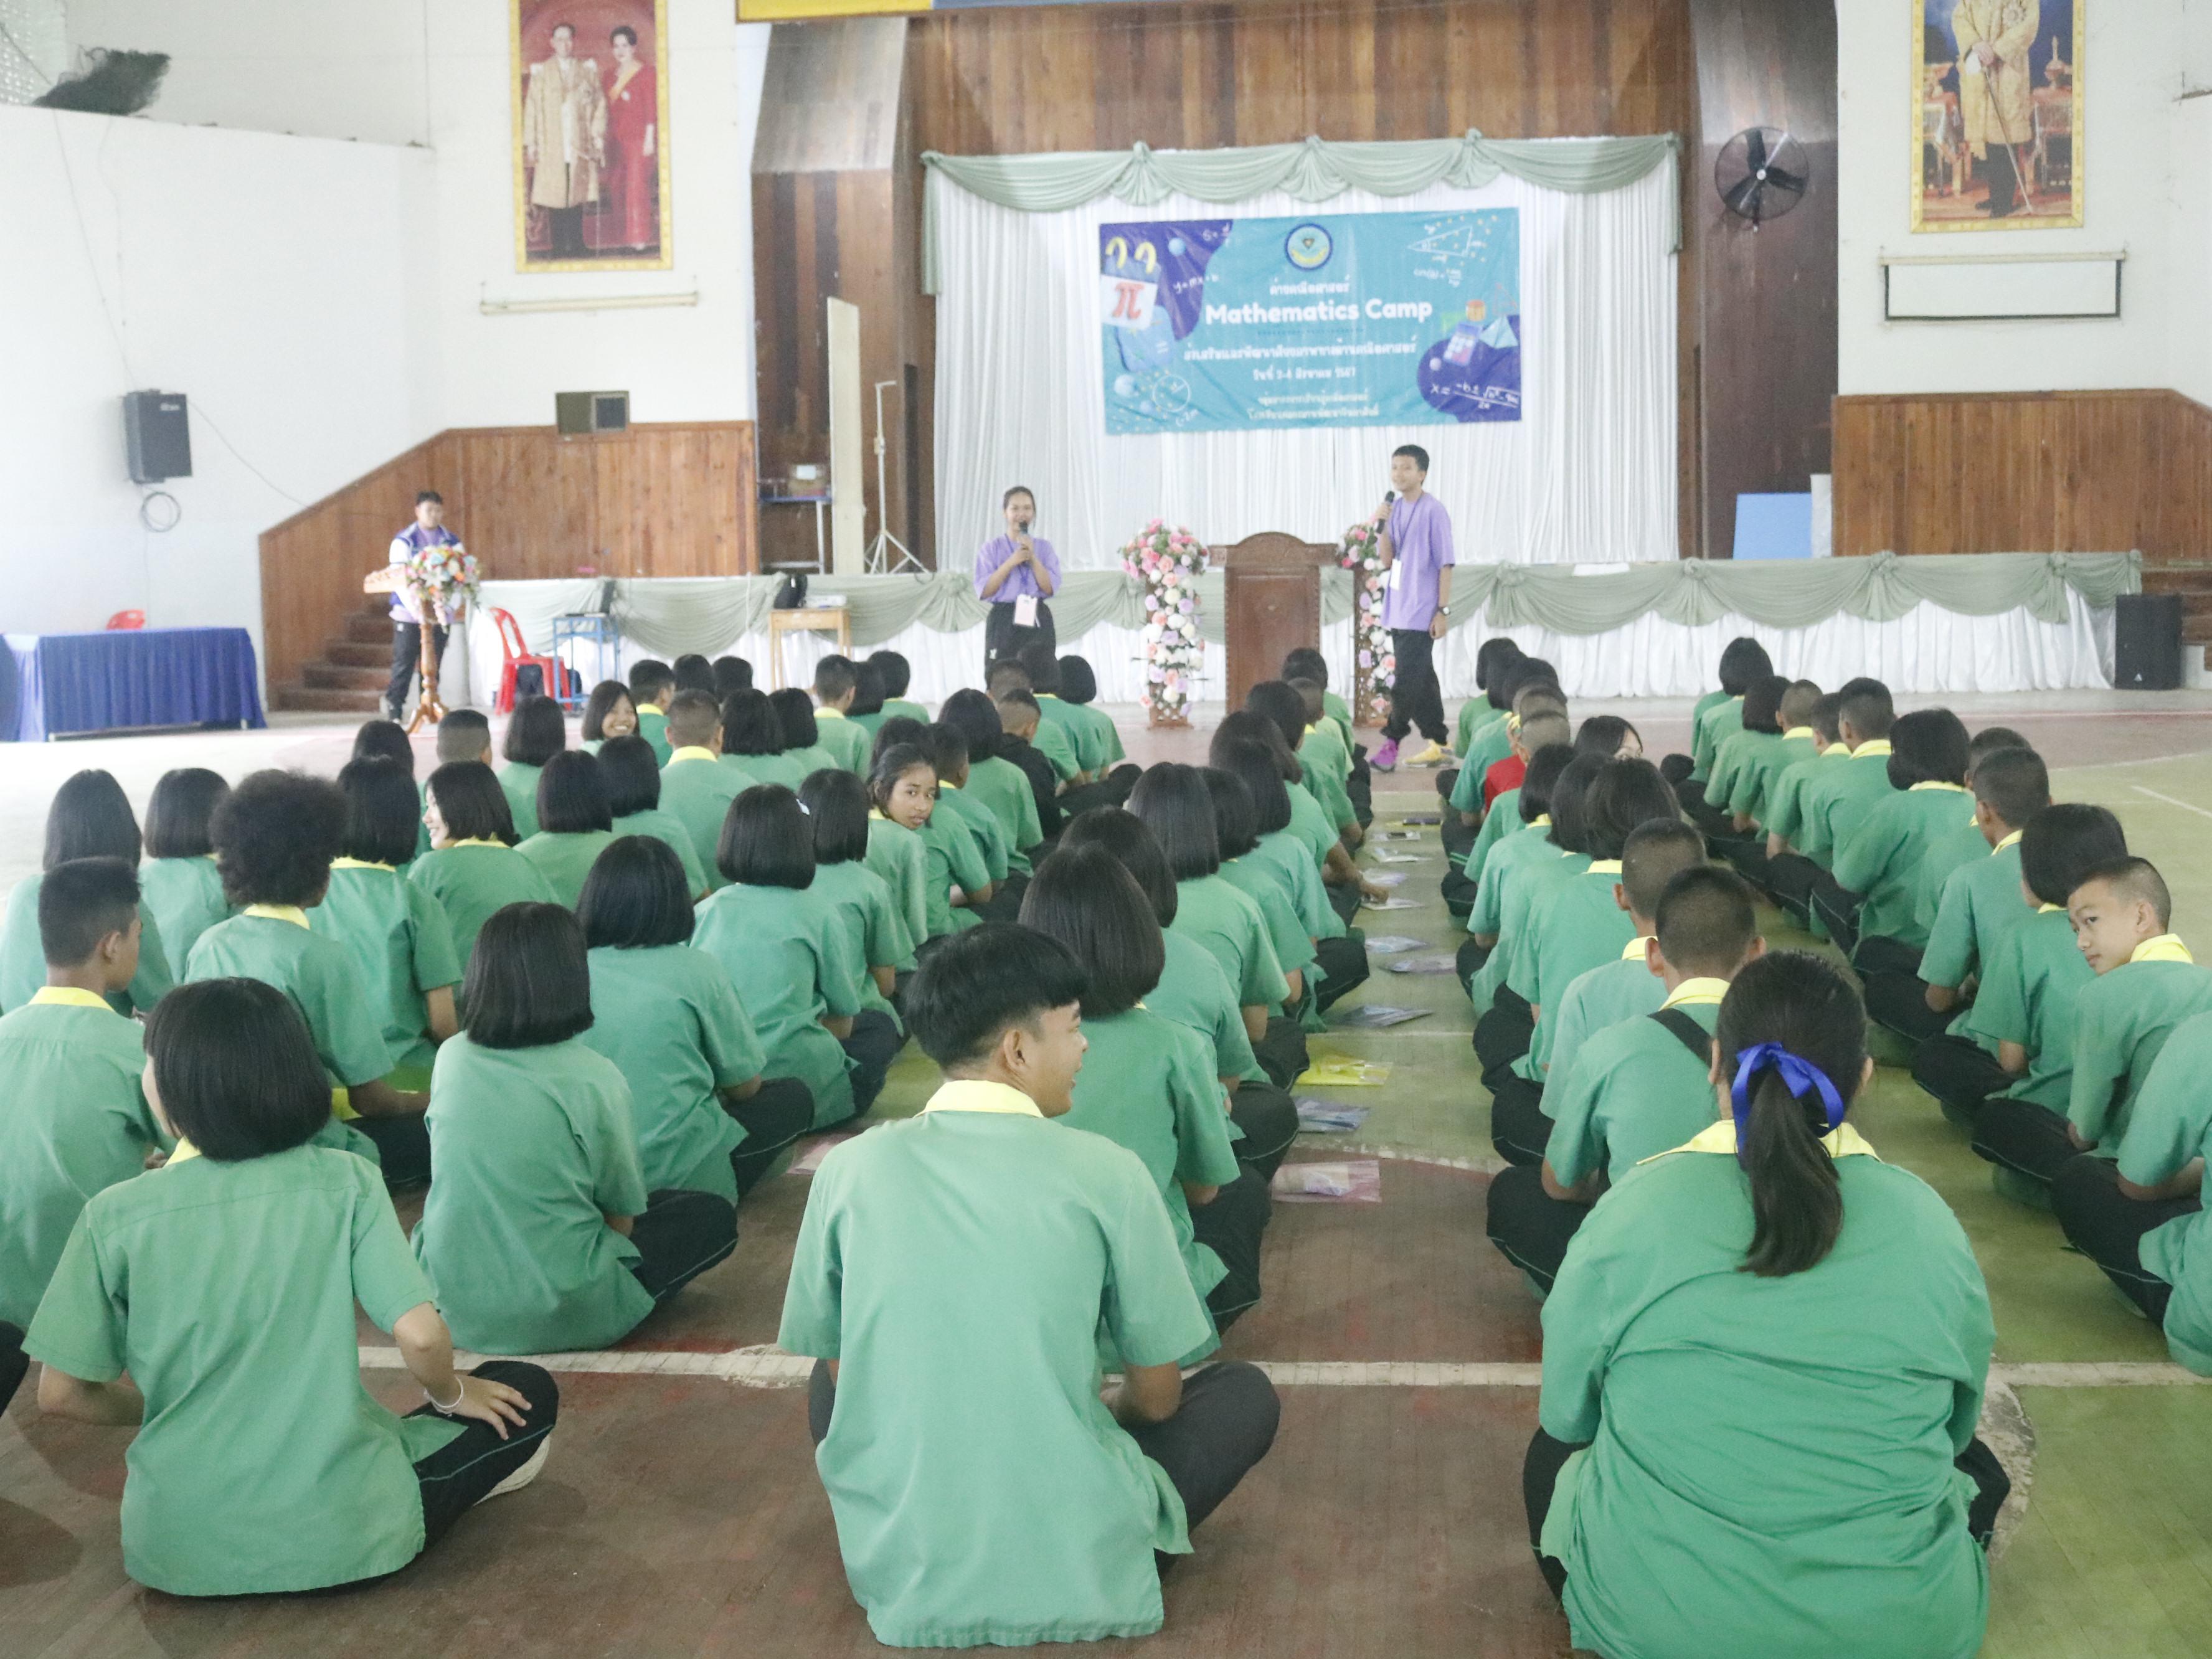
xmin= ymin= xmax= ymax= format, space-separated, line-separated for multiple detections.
xmin=1296 ymin=1056 xmax=1394 ymax=1087
xmin=1333 ymin=1004 xmax=1430 ymax=1028
xmin=1272 ymin=1160 xmax=1382 ymax=1203
xmin=1293 ymin=1097 xmax=1371 ymax=1133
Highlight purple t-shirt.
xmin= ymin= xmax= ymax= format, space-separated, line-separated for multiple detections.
xmin=1381 ymin=493 xmax=1455 ymax=630
xmin=973 ymin=534 xmax=1062 ymax=605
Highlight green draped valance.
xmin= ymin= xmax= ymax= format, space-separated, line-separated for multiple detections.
xmin=920 ymin=131 xmax=1681 ymax=293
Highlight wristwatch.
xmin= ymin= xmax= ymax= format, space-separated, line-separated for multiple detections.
xmin=1438 ymin=605 xmax=1452 ymax=617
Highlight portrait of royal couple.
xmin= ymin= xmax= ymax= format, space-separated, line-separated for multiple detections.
xmin=518 ymin=6 xmax=664 ymax=264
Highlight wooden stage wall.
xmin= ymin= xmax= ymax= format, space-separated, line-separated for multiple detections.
xmin=260 ymin=422 xmax=756 ymax=701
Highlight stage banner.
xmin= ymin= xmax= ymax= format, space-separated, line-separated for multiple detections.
xmin=1099 ymin=209 xmax=1521 ymax=435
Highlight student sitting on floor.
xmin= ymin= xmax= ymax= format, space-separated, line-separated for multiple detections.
xmin=1456 ymin=649 xmax=1551 ymax=805
xmin=1446 ymin=709 xmax=1572 ymax=920
xmin=1484 ymin=691 xmax=1572 ymax=816
xmin=0 ymin=770 xmax=174 ymax=1017
xmin=0 ymin=859 xmax=165 ymax=1417
xmin=810 ymin=655 xmax=872 ymax=773
xmin=1909 ymin=727 xmax=2034 ymax=940
xmin=435 ymin=705 xmax=494 ymax=768
xmin=770 ymin=686 xmax=840 ymax=782
xmin=1212 ymin=737 xmax=1369 ymax=1012
xmin=1451 ymin=635 xmax=1526 ymax=763
xmin=799 ymin=768 xmax=915 ymax=1031
xmin=992 ymin=689 xmax=1067 ymax=844
xmin=414 ymin=902 xmax=735 ymax=1353
xmin=942 ymin=689 xmax=1047 ymax=872
xmin=712 ymin=655 xmax=753 ymax=699
xmin=922 ymin=721 xmax=1021 ymax=920
xmin=873 ymin=733 xmax=988 ymax=942
xmin=314 ymin=759 xmax=461 ymax=1091
xmin=513 ymin=750 xmax=617 ymax=907
xmin=779 ymin=924 xmax=1282 ymax=1649
xmin=1019 ymin=646 xmax=1140 ymax=815
xmin=351 ymin=718 xmax=433 ymax=864
xmin=1815 ymin=706 xmax=1972 ymax=962
xmin=863 ymin=735 xmax=935 ymax=947
xmin=674 ymin=653 xmax=717 ymax=695
xmin=1940 ymin=806 xmax=2129 ymax=1196
xmin=1249 ymin=678 xmax=1363 ymax=853
xmin=1214 ymin=709 xmax=1380 ymax=922
xmin=1866 ymin=744 xmax=2049 ymax=1047
xmin=1447 ymin=667 xmax=1565 ymax=853
xmin=1465 ymin=751 xmax=1602 ymax=1015
xmin=718 ymin=687 xmax=796 ymax=789
xmin=1054 ymin=653 xmax=1131 ymax=778
xmin=1059 ymin=808 xmax=1303 ymax=1168
xmin=411 ymin=760 xmax=557 ymax=969
xmin=190 ymin=770 xmax=432 ymax=1184
xmin=1754 ymin=690 xmax=1846 ymax=877
xmin=662 ymin=688 xmax=753 ymax=882
xmin=1486 ymin=863 xmax=1762 ymax=1293
xmin=1764 ymin=678 xmax=1896 ymax=926
xmin=579 ymin=677 xmax=636 ymax=754
xmin=1203 ymin=767 xmax=1323 ymax=1023
xmin=1524 ymin=950 xmax=2005 ymax=1659
xmin=628 ymin=658 xmax=678 ymax=762
xmin=1283 ymin=646 xmax=1369 ymax=824
xmin=1697 ymin=673 xmax=1788 ymax=843
xmin=497 ymin=693 xmax=567 ymax=841
xmin=595 ymin=732 xmax=711 ymax=898
xmin=1661 ymin=634 xmax=1773 ymax=810
xmin=1285 ymin=676 xmax=1358 ymax=820
xmin=138 ymin=767 xmax=234 ymax=969
xmin=990 ymin=657 xmax=1085 ymax=788
xmin=28 ymin=977 xmax=557 ymax=1595
xmin=1023 ymin=847 xmax=1266 ymax=1342
xmin=863 ymin=648 xmax=931 ymax=731
xmin=694 ymin=785 xmax=902 ymax=1127
xmin=577 ymin=835 xmax=814 ymax=1201
xmin=1717 ymin=679 xmax=1821 ymax=887
xmin=1455 ymin=745 xmax=1576 ymax=986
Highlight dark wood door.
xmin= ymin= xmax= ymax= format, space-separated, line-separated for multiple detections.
xmin=1221 ymin=532 xmax=1333 ymax=712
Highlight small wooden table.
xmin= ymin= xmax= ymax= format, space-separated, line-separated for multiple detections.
xmin=768 ymin=606 xmax=851 ymax=688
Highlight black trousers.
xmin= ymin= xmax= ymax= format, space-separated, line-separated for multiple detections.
xmin=1809 ymin=874 xmax=1865 ymax=958
xmin=726 ymin=1075 xmax=816 ymax=1196
xmin=1970 ymin=1096 xmax=2078 ymax=1192
xmin=841 ymin=1009 xmax=905 ymax=1120
xmin=1230 ymin=1081 xmax=1300 ymax=1181
xmin=984 ymin=598 xmax=1056 ymax=669
xmin=1765 ymin=851 xmax=1822 ymax=924
xmin=1441 ymin=864 xmax=1478 ymax=920
xmin=1192 ymin=1166 xmax=1272 ymax=1333
xmin=1521 ymin=1425 xmax=2009 ymax=1602
xmin=2054 ymin=1155 xmax=2198 ymax=1320
xmin=1440 ymin=808 xmax=1477 ymax=855
xmin=627 ymin=1188 xmax=740 ymax=1303
xmin=356 ymin=1112 xmax=433 ymax=1191
xmin=809 ymin=1355 xmax=1280 ymax=1538
xmin=1913 ymin=1034 xmax=2011 ymax=1118
xmin=1325 ymin=878 xmax=1361 ymax=927
xmin=1488 ymin=1074 xmax=1551 ymax=1168
xmin=0 ymin=1320 xmax=25 ymax=1417
xmin=1252 ymin=1015 xmax=1309 ymax=1092
xmin=973 ymin=871 xmax=1030 ymax=924
xmin=1313 ymin=932 xmax=1370 ymax=1013
xmin=387 ymin=622 xmax=448 ymax=718
xmin=1384 ymin=628 xmax=1447 ymax=745
xmin=1865 ymin=968 xmax=1953 ymax=1046
xmin=1723 ymin=834 xmax=1775 ymax=891
xmin=1347 ymin=747 xmax=1373 ymax=826
xmin=1485 ymin=1164 xmax=1589 ymax=1293
xmin=410 ymin=1362 xmax=561 ymax=1553
xmin=1658 ymin=753 xmax=1693 ymax=788
xmin=1456 ymin=935 xmax=1492 ymax=991
xmin=1473 ymin=997 xmax=1534 ymax=1081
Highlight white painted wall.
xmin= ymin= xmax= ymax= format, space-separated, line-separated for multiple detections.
xmin=0 ymin=105 xmax=433 ymax=644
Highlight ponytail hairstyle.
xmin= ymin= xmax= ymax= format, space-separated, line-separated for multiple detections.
xmin=1713 ymin=951 xmax=1868 ymax=1278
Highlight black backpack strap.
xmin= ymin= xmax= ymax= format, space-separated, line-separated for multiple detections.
xmin=1648 ymin=1006 xmax=1713 ymax=1065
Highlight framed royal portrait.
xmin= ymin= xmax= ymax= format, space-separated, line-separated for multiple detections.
xmin=1912 ymin=0 xmax=2082 ymax=232
xmin=511 ymin=1 xmax=673 ymax=271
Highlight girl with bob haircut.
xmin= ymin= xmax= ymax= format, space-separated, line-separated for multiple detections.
xmin=594 ymin=732 xmax=709 ymax=897
xmin=1211 ymin=739 xmax=1369 ymax=1013
xmin=940 ymin=689 xmax=1047 ymax=866
xmin=860 ymin=740 xmax=932 ymax=947
xmin=352 ymin=717 xmax=432 ymax=861
xmin=719 ymin=687 xmax=792 ymax=784
xmin=1201 ymin=768 xmax=1320 ymax=1011
xmin=695 ymin=785 xmax=896 ymax=1127
xmin=515 ymin=750 xmax=617 ymax=908
xmin=0 ymin=769 xmax=173 ymax=1016
xmin=1019 ymin=846 xmax=1265 ymax=1343
xmin=863 ymin=648 xmax=929 ymax=729
xmin=27 ymin=977 xmax=558 ymax=1597
xmin=768 ymin=686 xmax=836 ymax=782
xmin=410 ymin=762 xmax=555 ymax=971
xmin=311 ymin=759 xmax=462 ymax=1092
xmin=1670 ymin=634 xmax=1777 ymax=800
xmin=414 ymin=903 xmax=737 ymax=1354
xmin=138 ymin=767 xmax=233 ymax=970
xmin=497 ymin=694 xmax=569 ymax=839
xmin=1214 ymin=709 xmax=1373 ymax=920
xmin=879 ymin=733 xmax=992 ymax=937
xmin=798 ymin=769 xmax=914 ymax=1021
xmin=580 ymin=680 xmax=638 ymax=752
xmin=577 ymin=836 xmax=815 ymax=1200
xmin=922 ymin=720 xmax=1018 ymax=917
xmin=1526 ymin=950 xmax=2005 ymax=1659
xmin=712 ymin=655 xmax=754 ymax=698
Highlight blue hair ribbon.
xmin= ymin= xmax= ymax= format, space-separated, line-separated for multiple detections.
xmin=1729 ymin=1042 xmax=1847 ymax=1158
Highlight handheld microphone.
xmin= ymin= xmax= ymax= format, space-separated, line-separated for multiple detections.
xmin=1383 ymin=491 xmax=1396 ymax=503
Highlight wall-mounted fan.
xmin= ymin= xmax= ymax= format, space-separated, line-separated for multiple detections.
xmin=1714 ymin=127 xmax=1809 ymax=229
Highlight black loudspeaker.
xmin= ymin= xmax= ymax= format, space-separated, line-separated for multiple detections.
xmin=2114 ymin=593 xmax=2184 ymax=691
xmin=124 ymin=390 xmax=191 ymax=483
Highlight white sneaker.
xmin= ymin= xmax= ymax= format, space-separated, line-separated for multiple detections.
xmin=477 ymin=1434 xmax=553 ymax=1505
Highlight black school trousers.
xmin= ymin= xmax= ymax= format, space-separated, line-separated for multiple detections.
xmin=726 ymin=1075 xmax=816 ymax=1196
xmin=1764 ymin=851 xmax=1823 ymax=924
xmin=628 ymin=1188 xmax=740 ymax=1303
xmin=2054 ymin=1155 xmax=2200 ymax=1320
xmin=356 ymin=1112 xmax=433 ymax=1192
xmin=1230 ymin=1081 xmax=1299 ymax=1181
xmin=1191 ymin=1166 xmax=1274 ymax=1333
xmin=0 ymin=1321 xmax=25 ymax=1417
xmin=1488 ymin=1072 xmax=1551 ymax=1168
xmin=1326 ymin=876 xmax=1362 ymax=928
xmin=809 ymin=1355 xmax=1280 ymax=1539
xmin=841 ymin=1009 xmax=905 ymax=1120
xmin=1970 ymin=1095 xmax=2079 ymax=1193
xmin=1865 ymin=966 xmax=1955 ymax=1047
xmin=1252 ymin=1014 xmax=1310 ymax=1092
xmin=1809 ymin=874 xmax=1865 ymax=958
xmin=1473 ymin=996 xmax=1534 ymax=1082
xmin=1914 ymin=1034 xmax=2013 ymax=1120
xmin=1485 ymin=1165 xmax=1588 ymax=1293
xmin=1313 ymin=932 xmax=1371 ymax=1013
xmin=1384 ymin=628 xmax=1449 ymax=746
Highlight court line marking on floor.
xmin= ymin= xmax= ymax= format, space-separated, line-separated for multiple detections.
xmin=2129 ymin=783 xmax=2212 ymax=821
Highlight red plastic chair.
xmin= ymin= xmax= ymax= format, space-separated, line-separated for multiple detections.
xmin=105 ymin=610 xmax=145 ymax=630
xmin=487 ymin=607 xmax=564 ymax=715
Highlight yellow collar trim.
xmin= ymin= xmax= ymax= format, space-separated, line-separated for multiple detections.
xmin=1851 ymin=739 xmax=1893 ymax=759
xmin=331 ymin=857 xmax=394 ymax=872
xmin=447 ymin=838 xmax=507 ymax=852
xmin=166 ymin=1137 xmax=202 ymax=1165
xmin=1821 ymin=743 xmax=1851 ymax=757
xmin=1620 ymin=934 xmax=1653 ymax=961
xmin=31 ymin=986 xmax=115 ymax=1009
xmin=1038 ymin=692 xmax=1062 ymax=702
xmin=1645 ymin=1119 xmax=1879 ymax=1164
xmin=940 ymin=780 xmax=962 ymax=792
xmin=816 ymin=706 xmax=847 ymax=720
xmin=244 ymin=904 xmax=311 ymax=929
xmin=669 ymin=746 xmax=719 ymax=764
xmin=1910 ymin=780 xmax=1969 ymax=793
xmin=1506 ymin=712 xmax=1522 ymax=734
xmin=1587 ymin=859 xmax=1624 ymax=876
xmin=1993 ymin=830 xmax=2023 ymax=854
xmin=923 ymin=1079 xmax=1044 ymax=1117
xmin=2038 ymin=902 xmax=2065 ymax=914
xmin=2130 ymin=935 xmax=2195 ymax=965
xmin=1662 ymin=977 xmax=1730 ymax=1009
xmin=1781 ymin=726 xmax=1816 ymax=741
xmin=1529 ymin=813 xmax=1553 ymax=828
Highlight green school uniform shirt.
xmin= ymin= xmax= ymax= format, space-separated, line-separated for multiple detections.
xmin=1706 ymin=729 xmax=1776 ymax=820
xmin=1455 ymin=699 xmax=1504 ymax=757
xmin=516 ymin=828 xmax=618 ymax=908
xmin=1732 ymin=728 xmax=1819 ymax=826
xmin=1542 ymin=941 xmax=1663 ymax=1088
xmin=811 ymin=858 xmax=912 ymax=1024
xmin=1544 ymin=988 xmax=1724 ymax=1183
xmin=1457 ymin=715 xmax=1516 ymax=798
xmin=309 ymin=860 xmax=461 ymax=1075
xmin=1150 ymin=930 xmax=1264 ymax=1084
xmin=1960 ymin=908 xmax=2092 ymax=1111
xmin=919 ymin=808 xmax=993 ymax=936
xmin=1689 ymin=694 xmax=1744 ymax=782
xmin=2066 ymin=943 xmax=2212 ymax=1150
xmin=1250 ymin=827 xmax=1342 ymax=940
xmin=498 ymin=760 xmax=544 ymax=841
xmin=636 ymin=704 xmax=674 ymax=763
xmin=1687 ymin=686 xmax=1730 ymax=740
xmin=778 ymin=1084 xmax=1213 ymax=1647
xmin=0 ymin=873 xmax=174 ymax=1017
xmin=407 ymin=840 xmax=557 ymax=970
xmin=1285 ymin=781 xmax=1341 ymax=869
xmin=139 ymin=856 xmax=230 ymax=971
xmin=694 ymin=881 xmax=866 ymax=1126
xmin=937 ymin=783 xmax=1013 ymax=884
xmin=866 ymin=815 xmax=929 ymax=957
xmin=1030 ymin=716 xmax=1082 ymax=783
xmin=2115 ymin=1012 xmax=2212 ymax=1373
xmin=1764 ymin=744 xmax=1849 ymax=846
xmin=1321 ymin=688 xmax=1355 ymax=745
xmin=1033 ymin=691 xmax=1085 ymax=765
xmin=730 ymin=749 xmax=807 ymax=791
xmin=613 ymin=808 xmax=710 ymax=897
xmin=1797 ymin=741 xmax=1896 ymax=865
xmin=659 ymin=750 xmax=750 ymax=890
xmin=877 ymin=696 xmax=932 ymax=729
xmin=187 ymin=909 xmax=393 ymax=1091
xmin=1219 ymin=857 xmax=1318 ymax=983
xmin=1042 ymin=693 xmax=1124 ymax=773
xmin=26 ymin=1143 xmax=465 ymax=1595
xmin=1912 ymin=815 xmax=1994 ymax=938
xmin=1514 ymin=863 xmax=1637 ymax=1080
xmin=1472 ymin=847 xmax=1588 ymax=1010
xmin=813 ymin=707 xmax=873 ymax=772
xmin=1467 ymin=820 xmax=1555 ymax=938
xmin=1460 ymin=785 xmax=1524 ymax=882
xmin=0 ymin=988 xmax=163 ymax=1328
xmin=414 ymin=1034 xmax=654 ymax=1354
xmin=1063 ymin=1009 xmax=1243 ymax=1354
xmin=1539 ymin=1122 xmax=1993 ymax=1659
xmin=965 ymin=755 xmax=1046 ymax=871
xmin=1832 ymin=783 xmax=1974 ymax=949
xmin=1300 ymin=749 xmax=1358 ymax=834
xmin=1173 ymin=875 xmax=1291 ymax=1011
xmin=581 ymin=944 xmax=760 ymax=1202
xmin=1302 ymin=719 xmax=1354 ymax=788
xmin=1919 ymin=835 xmax=2026 ymax=991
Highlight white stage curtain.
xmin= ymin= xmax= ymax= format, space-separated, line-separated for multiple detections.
xmin=929 ymin=164 xmax=1678 ymax=572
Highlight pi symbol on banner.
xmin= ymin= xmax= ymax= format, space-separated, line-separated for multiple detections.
xmin=1100 ymin=273 xmax=1159 ymax=331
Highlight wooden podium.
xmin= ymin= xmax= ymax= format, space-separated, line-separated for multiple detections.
xmin=1217 ymin=532 xmax=1335 ymax=712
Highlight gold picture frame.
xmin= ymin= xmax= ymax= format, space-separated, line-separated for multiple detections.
xmin=1911 ymin=0 xmax=2083 ymax=232
xmin=511 ymin=1 xmax=674 ymax=272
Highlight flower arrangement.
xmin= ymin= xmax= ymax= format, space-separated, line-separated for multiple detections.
xmin=1338 ymin=508 xmax=1394 ymax=725
xmin=1119 ymin=520 xmax=1208 ymax=726
xmin=402 ymin=541 xmax=481 ymax=626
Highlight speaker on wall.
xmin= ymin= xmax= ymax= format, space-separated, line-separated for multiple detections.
xmin=555 ymin=390 xmax=630 ymax=435
xmin=2113 ymin=593 xmax=2184 ymax=691
xmin=124 ymin=390 xmax=191 ymax=483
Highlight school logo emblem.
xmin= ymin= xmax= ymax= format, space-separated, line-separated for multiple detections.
xmin=1283 ymin=223 xmax=1333 ymax=271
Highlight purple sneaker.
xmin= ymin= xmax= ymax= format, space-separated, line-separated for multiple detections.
xmin=1371 ymin=738 xmax=1399 ymax=772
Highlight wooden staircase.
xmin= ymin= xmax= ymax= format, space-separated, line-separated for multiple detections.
xmin=2140 ymin=564 xmax=2212 ymax=647
xmin=270 ymin=597 xmax=394 ymax=714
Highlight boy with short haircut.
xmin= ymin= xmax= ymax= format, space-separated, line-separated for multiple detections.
xmin=1283 ymin=648 xmax=1368 ymax=820
xmin=1816 ymin=707 xmax=1972 ymax=961
xmin=627 ymin=659 xmax=678 ymax=763
xmin=1541 ymin=820 xmax=1714 ymax=1074
xmin=1910 ymin=727 xmax=2034 ymax=940
xmin=1699 ymin=674 xmax=1787 ymax=837
xmin=434 ymin=707 xmax=494 ymax=767
xmin=1755 ymin=691 xmax=1847 ymax=874
xmin=1446 ymin=712 xmax=1570 ymax=919
xmin=1727 ymin=679 xmax=1822 ymax=830
xmin=658 ymin=690 xmax=751 ymax=886
xmin=1763 ymin=679 xmax=1892 ymax=924
xmin=1486 ymin=864 xmax=1762 ymax=1291
xmin=986 ymin=659 xmax=1082 ymax=786
xmin=865 ymin=649 xmax=930 ymax=727
xmin=1447 ymin=662 xmax=1560 ymax=843
xmin=810 ymin=656 xmax=872 ymax=773
xmin=779 ymin=924 xmax=1280 ymax=1648
xmin=990 ymin=691 xmax=1065 ymax=844
xmin=1455 ymin=745 xmax=1575 ymax=983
